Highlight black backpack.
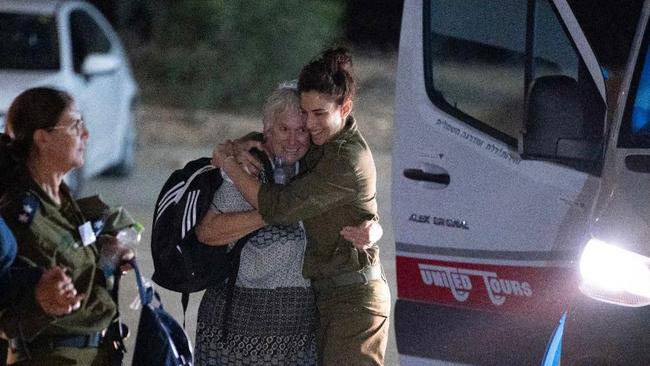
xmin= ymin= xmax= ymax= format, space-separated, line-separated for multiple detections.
xmin=151 ymin=157 xmax=248 ymax=322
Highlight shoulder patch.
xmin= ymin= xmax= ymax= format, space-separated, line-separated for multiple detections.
xmin=18 ymin=192 xmax=40 ymax=225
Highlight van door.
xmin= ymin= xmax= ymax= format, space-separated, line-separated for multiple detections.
xmin=392 ymin=0 xmax=606 ymax=364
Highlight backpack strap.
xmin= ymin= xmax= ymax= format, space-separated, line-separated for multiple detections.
xmin=106 ymin=271 xmax=128 ymax=363
xmin=131 ymin=259 xmax=150 ymax=306
xmin=177 ymin=231 xmax=200 ymax=328
xmin=181 ymin=292 xmax=189 ymax=329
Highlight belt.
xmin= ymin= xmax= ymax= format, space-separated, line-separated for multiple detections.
xmin=10 ymin=332 xmax=103 ymax=354
xmin=313 ymin=264 xmax=383 ymax=291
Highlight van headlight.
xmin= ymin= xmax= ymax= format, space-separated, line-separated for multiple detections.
xmin=579 ymin=238 xmax=650 ymax=307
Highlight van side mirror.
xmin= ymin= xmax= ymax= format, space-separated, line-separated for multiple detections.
xmin=522 ymin=75 xmax=603 ymax=165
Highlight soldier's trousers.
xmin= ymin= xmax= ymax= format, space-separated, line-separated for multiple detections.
xmin=316 ymin=278 xmax=391 ymax=366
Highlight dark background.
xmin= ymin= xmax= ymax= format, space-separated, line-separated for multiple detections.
xmin=87 ymin=0 xmax=405 ymax=50
xmin=86 ymin=0 xmax=644 ymax=64
xmin=81 ymin=0 xmax=645 ymax=114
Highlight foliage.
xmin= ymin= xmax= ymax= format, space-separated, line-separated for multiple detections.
xmin=139 ymin=0 xmax=344 ymax=112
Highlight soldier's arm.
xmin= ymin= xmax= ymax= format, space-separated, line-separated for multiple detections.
xmin=195 ymin=210 xmax=265 ymax=246
xmin=257 ymin=154 xmax=359 ymax=225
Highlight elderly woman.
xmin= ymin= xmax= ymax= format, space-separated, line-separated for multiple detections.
xmin=0 ymin=87 xmax=137 ymax=366
xmin=194 ymin=83 xmax=381 ymax=365
xmin=213 ymin=47 xmax=391 ymax=366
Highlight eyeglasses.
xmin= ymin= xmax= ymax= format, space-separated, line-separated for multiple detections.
xmin=47 ymin=118 xmax=85 ymax=135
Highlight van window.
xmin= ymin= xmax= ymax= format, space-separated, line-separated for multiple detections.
xmin=532 ymin=0 xmax=578 ymax=79
xmin=424 ymin=0 xmax=592 ymax=146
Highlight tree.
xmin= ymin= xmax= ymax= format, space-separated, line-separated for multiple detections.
xmin=140 ymin=0 xmax=345 ymax=111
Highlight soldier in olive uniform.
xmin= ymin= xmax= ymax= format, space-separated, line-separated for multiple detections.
xmin=0 ymin=88 xmax=136 ymax=366
xmin=214 ymin=48 xmax=391 ymax=366
xmin=0 ymin=215 xmax=89 ymax=366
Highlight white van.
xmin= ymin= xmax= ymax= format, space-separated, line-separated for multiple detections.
xmin=392 ymin=0 xmax=650 ymax=364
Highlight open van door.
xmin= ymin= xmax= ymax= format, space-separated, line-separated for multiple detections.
xmin=392 ymin=0 xmax=610 ymax=364
xmin=560 ymin=2 xmax=650 ymax=364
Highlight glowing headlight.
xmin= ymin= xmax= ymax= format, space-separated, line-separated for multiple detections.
xmin=579 ymin=238 xmax=650 ymax=307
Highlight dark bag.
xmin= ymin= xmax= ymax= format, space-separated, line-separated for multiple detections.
xmin=131 ymin=260 xmax=193 ymax=366
xmin=150 ymin=157 xmax=251 ymax=324
xmin=151 ymin=157 xmax=225 ymax=293
xmin=151 ymin=157 xmax=228 ymax=322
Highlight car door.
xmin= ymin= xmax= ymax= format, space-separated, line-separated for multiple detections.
xmin=393 ymin=0 xmax=607 ymax=364
xmin=65 ymin=6 xmax=121 ymax=176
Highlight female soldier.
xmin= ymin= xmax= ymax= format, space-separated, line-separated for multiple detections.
xmin=213 ymin=48 xmax=391 ymax=365
xmin=0 ymin=87 xmax=136 ymax=365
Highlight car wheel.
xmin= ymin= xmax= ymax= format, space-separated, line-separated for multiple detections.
xmin=102 ymin=110 xmax=137 ymax=177
xmin=65 ymin=168 xmax=84 ymax=197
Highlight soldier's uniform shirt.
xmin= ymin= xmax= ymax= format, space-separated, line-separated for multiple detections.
xmin=258 ymin=116 xmax=391 ymax=365
xmin=0 ymin=176 xmax=134 ymax=365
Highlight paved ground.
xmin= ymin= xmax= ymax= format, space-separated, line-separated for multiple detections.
xmin=81 ymin=141 xmax=398 ymax=365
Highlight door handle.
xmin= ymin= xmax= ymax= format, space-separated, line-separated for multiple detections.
xmin=403 ymin=168 xmax=450 ymax=185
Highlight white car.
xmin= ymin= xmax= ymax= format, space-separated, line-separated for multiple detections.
xmin=0 ymin=0 xmax=138 ymax=192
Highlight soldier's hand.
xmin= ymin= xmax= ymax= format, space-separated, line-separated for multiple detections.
xmin=98 ymin=235 xmax=135 ymax=274
xmin=35 ymin=266 xmax=85 ymax=316
xmin=341 ymin=220 xmax=383 ymax=250
xmin=232 ymin=138 xmax=265 ymax=176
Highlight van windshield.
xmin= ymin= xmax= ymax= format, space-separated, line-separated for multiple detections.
xmin=619 ymin=27 xmax=650 ymax=149
xmin=0 ymin=13 xmax=59 ymax=70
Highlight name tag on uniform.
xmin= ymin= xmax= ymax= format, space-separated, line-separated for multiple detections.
xmin=78 ymin=221 xmax=97 ymax=246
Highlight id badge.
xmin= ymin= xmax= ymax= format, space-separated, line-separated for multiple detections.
xmin=78 ymin=221 xmax=97 ymax=246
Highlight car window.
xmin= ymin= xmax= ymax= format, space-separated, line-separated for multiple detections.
xmin=69 ymin=10 xmax=112 ymax=73
xmin=0 ymin=13 xmax=59 ymax=70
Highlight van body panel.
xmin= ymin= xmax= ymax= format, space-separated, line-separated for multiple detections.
xmin=396 ymin=256 xmax=575 ymax=315
xmin=392 ymin=0 xmax=635 ymax=364
xmin=395 ymin=300 xmax=558 ymax=365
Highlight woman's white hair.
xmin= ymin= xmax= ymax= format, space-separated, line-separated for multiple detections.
xmin=262 ymin=80 xmax=300 ymax=134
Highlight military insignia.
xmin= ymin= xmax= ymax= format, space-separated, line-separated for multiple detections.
xmin=18 ymin=213 xmax=30 ymax=223
xmin=18 ymin=192 xmax=40 ymax=225
xmin=92 ymin=219 xmax=105 ymax=234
